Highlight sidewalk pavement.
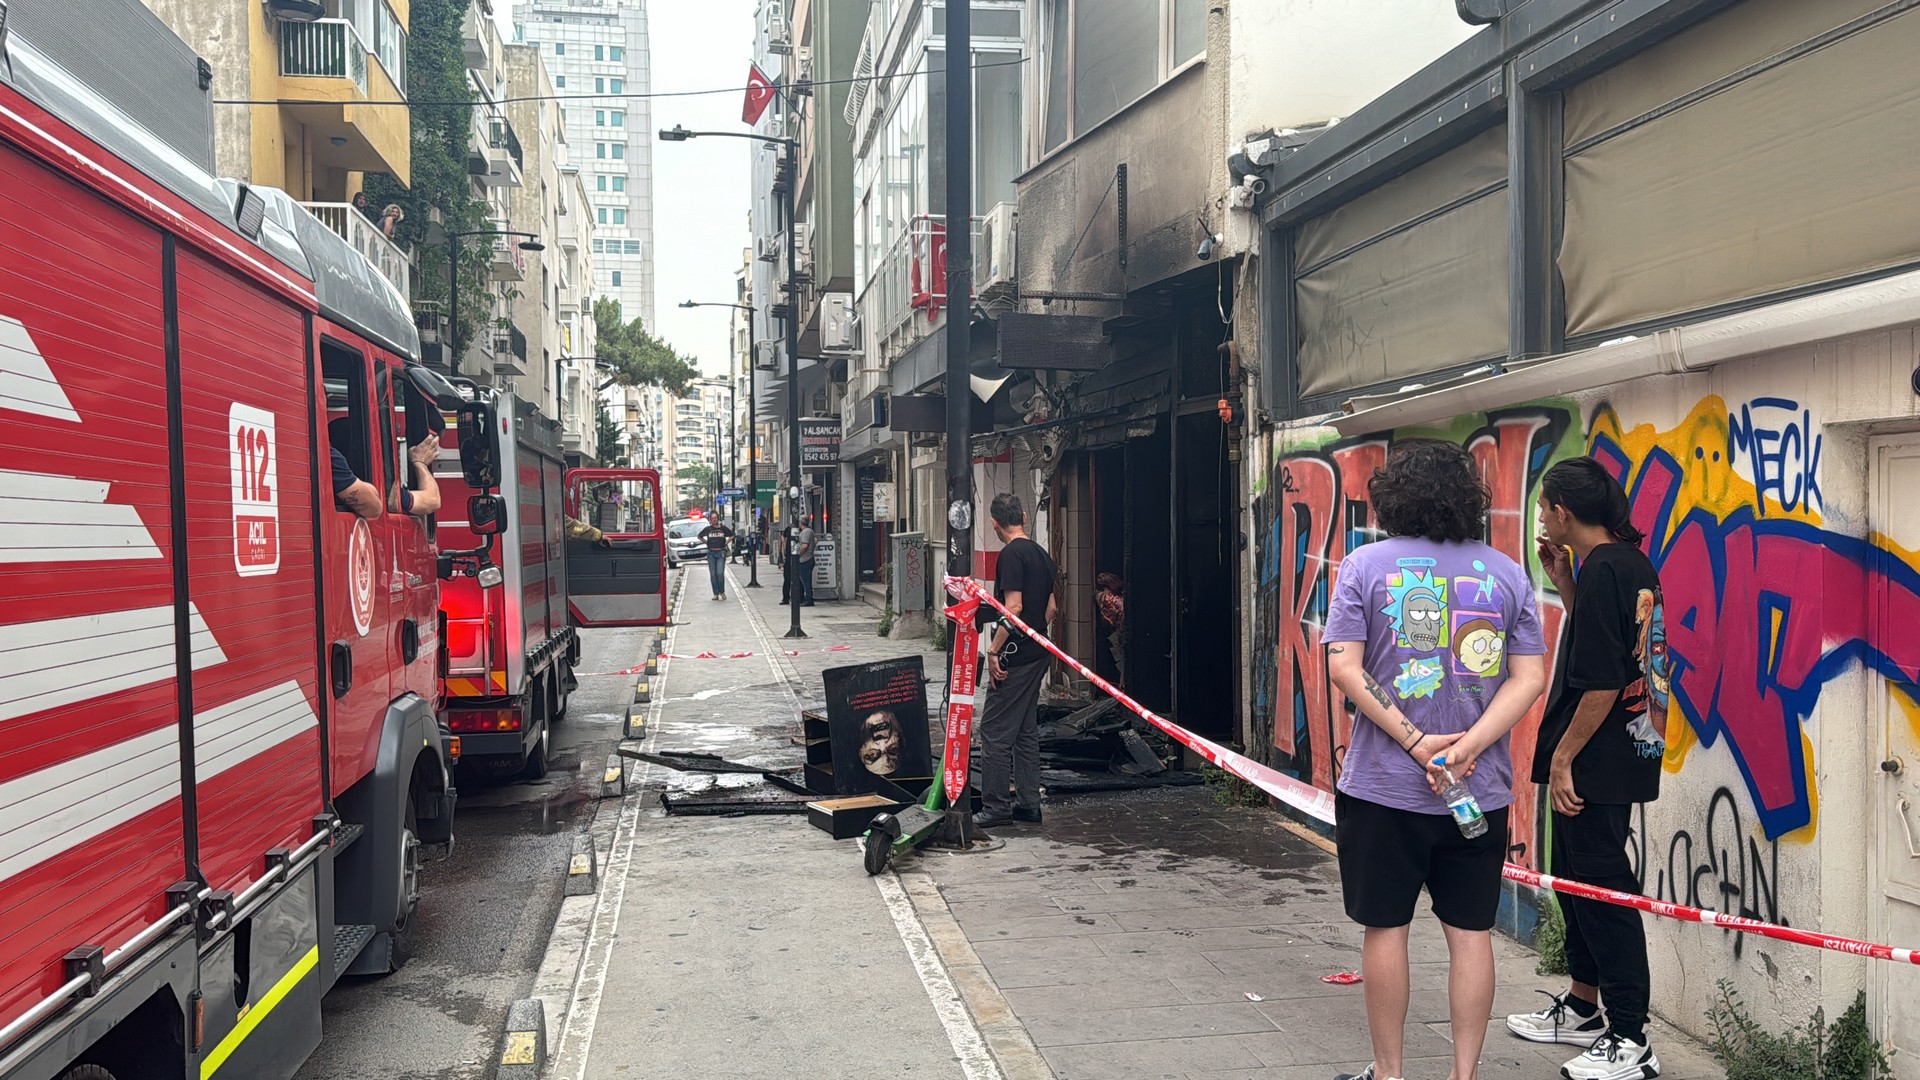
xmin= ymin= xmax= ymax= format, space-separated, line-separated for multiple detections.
xmin=562 ymin=557 xmax=1723 ymax=1080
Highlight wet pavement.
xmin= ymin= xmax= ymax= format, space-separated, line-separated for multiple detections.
xmin=912 ymin=786 xmax=1722 ymax=1080
xmin=295 ymin=572 xmax=672 ymax=1080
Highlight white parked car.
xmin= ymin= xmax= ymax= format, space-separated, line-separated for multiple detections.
xmin=665 ymin=518 xmax=708 ymax=567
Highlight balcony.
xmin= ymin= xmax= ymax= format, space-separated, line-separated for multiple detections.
xmin=277 ymin=19 xmax=411 ymax=184
xmin=492 ymin=323 xmax=529 ymax=376
xmin=471 ymin=115 xmax=524 ymax=188
xmin=490 ymin=235 xmax=527 ymax=282
xmin=864 ymin=213 xmax=983 ymax=353
xmin=460 ymin=3 xmax=499 ymax=73
xmin=301 ymin=202 xmax=411 ymax=298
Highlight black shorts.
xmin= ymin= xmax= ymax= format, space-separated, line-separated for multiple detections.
xmin=1334 ymin=790 xmax=1509 ymax=931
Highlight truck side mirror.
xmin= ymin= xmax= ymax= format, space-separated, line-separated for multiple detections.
xmin=456 ymin=399 xmax=499 ymax=490
xmin=468 ymin=494 xmax=506 ymax=535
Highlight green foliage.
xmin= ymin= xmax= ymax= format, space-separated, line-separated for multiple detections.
xmin=594 ymin=402 xmax=626 ymax=466
xmin=930 ymin=617 xmax=948 ymax=652
xmin=1707 ymin=981 xmax=1892 ymax=1080
xmin=1534 ymin=895 xmax=1568 ymax=976
xmin=678 ymin=462 xmax=719 ymax=504
xmin=362 ymin=0 xmax=491 ymax=352
xmin=1201 ymin=765 xmax=1267 ymax=808
xmin=594 ymin=298 xmax=700 ymax=396
xmin=878 ymin=602 xmax=895 ymax=638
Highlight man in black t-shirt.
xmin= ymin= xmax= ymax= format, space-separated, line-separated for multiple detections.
xmin=1506 ymin=458 xmax=1667 ymax=1080
xmin=699 ymin=514 xmax=734 ymax=600
xmin=974 ymin=493 xmax=1057 ymax=829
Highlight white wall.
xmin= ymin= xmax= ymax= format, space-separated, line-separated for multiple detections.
xmin=1228 ymin=0 xmax=1477 ymax=136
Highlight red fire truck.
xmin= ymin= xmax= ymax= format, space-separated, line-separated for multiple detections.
xmin=0 ymin=13 xmax=485 ymax=1080
xmin=436 ymin=394 xmax=670 ymax=776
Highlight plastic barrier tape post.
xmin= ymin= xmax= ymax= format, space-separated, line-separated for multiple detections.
xmin=942 ymin=596 xmax=980 ymax=805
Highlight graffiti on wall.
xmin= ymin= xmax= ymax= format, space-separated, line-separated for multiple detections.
xmin=1253 ymin=407 xmax=1577 ymax=868
xmin=1628 ymin=793 xmax=1783 ymax=960
xmin=1253 ymin=394 xmax=1920 ymax=878
xmin=1591 ymin=398 xmax=1920 ymax=839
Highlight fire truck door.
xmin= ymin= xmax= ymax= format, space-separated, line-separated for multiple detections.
xmin=564 ymin=469 xmax=666 ymax=627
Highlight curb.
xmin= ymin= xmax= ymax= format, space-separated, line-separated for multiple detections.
xmin=895 ymin=869 xmax=1052 ymax=1080
xmin=518 ymin=567 xmax=685 ymax=1075
xmin=496 ymin=998 xmax=546 ymax=1078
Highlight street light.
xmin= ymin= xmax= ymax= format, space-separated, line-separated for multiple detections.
xmin=446 ymin=229 xmax=543 ymax=368
xmin=680 ymin=299 xmax=758 ymax=586
xmin=662 ymin=125 xmax=805 ymax=637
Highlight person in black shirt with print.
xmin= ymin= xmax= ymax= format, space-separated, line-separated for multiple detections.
xmin=1507 ymin=457 xmax=1667 ymax=1080
xmin=973 ymin=493 xmax=1056 ymax=830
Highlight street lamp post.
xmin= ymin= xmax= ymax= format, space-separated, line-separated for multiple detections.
xmin=679 ymin=299 xmax=759 ymax=586
xmin=446 ymin=229 xmax=543 ymax=368
xmin=662 ymin=122 xmax=800 ymax=639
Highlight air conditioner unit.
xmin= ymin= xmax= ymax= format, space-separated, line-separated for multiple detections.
xmin=794 ymin=45 xmax=812 ymax=82
xmin=755 ymin=233 xmax=783 ymax=262
xmin=754 ymin=340 xmax=779 ymax=370
xmin=976 ymin=202 xmax=1018 ymax=292
xmin=793 ymin=223 xmax=814 ymax=270
xmin=820 ymin=293 xmax=857 ymax=352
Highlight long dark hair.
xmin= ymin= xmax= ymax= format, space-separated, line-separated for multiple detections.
xmin=1541 ymin=457 xmax=1644 ymax=545
xmin=1368 ymin=439 xmax=1490 ymax=543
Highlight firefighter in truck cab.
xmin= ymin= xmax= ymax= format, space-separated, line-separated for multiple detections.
xmin=332 ymin=422 xmax=444 ymax=519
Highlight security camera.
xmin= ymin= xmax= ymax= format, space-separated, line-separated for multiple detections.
xmin=1196 ymin=233 xmax=1218 ymax=261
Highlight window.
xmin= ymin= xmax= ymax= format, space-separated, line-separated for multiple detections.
xmin=612 ymin=176 xmax=626 ymax=193
xmin=593 ymin=238 xmax=605 ymax=253
xmin=322 ymin=342 xmax=374 ymax=511
xmin=611 ymin=143 xmax=625 ymax=160
xmin=611 ymin=270 xmax=623 ymax=287
xmin=372 ymin=2 xmax=406 ymax=87
xmin=610 ymin=45 xmax=624 ymax=61
xmin=595 ymin=109 xmax=605 ymax=125
xmin=611 ymin=78 xmax=624 ymax=94
xmin=578 ymin=477 xmax=657 ymax=535
xmin=595 ymin=44 xmax=605 ymax=60
xmin=612 ymin=208 xmax=627 ymax=225
xmin=556 ymin=74 xmax=566 ymax=88
xmin=598 ymin=207 xmax=609 ymax=224
xmin=374 ymin=365 xmax=402 ymax=514
xmin=595 ymin=76 xmax=605 ymax=93
xmin=1041 ymin=0 xmax=1201 ymax=153
xmin=597 ymin=174 xmax=607 ymax=191
xmin=624 ymin=239 xmax=643 ymax=255
xmin=596 ymin=142 xmax=606 ymax=159
xmin=610 ymin=110 xmax=625 ymax=127
xmin=555 ymin=41 xmax=566 ymax=54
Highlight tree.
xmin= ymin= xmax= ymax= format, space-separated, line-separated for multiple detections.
xmin=594 ymin=402 xmax=627 ymax=466
xmin=677 ymin=462 xmax=718 ymax=509
xmin=594 ymin=297 xmax=700 ymax=396
xmin=363 ymin=0 xmax=492 ymax=354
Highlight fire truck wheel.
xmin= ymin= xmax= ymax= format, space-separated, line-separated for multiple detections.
xmin=521 ymin=725 xmax=551 ymax=781
xmin=389 ymin=796 xmax=421 ymax=967
xmin=57 ymin=1067 xmax=115 ymax=1080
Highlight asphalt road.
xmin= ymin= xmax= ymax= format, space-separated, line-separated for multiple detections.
xmin=296 ymin=572 xmax=672 ymax=1080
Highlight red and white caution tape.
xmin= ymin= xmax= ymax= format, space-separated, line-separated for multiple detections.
xmin=947 ymin=575 xmax=1920 ymax=967
xmin=942 ymin=595 xmax=981 ymax=804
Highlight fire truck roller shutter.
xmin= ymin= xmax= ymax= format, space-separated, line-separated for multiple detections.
xmin=326 ymin=693 xmax=448 ymax=977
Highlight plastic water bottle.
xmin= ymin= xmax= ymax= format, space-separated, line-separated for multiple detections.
xmin=1435 ymin=757 xmax=1488 ymax=838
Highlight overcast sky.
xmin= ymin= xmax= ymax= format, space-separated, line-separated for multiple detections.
xmin=502 ymin=0 xmax=755 ymax=377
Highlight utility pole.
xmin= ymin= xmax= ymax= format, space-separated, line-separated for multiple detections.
xmin=782 ymin=137 xmax=806 ymax=638
xmin=943 ymin=0 xmax=973 ymax=587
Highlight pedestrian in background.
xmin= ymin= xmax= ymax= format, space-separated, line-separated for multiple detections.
xmin=699 ymin=512 xmax=734 ymax=601
xmin=1321 ymin=440 xmax=1547 ymax=1080
xmin=793 ymin=514 xmax=816 ymax=606
xmin=1507 ymin=457 xmax=1666 ymax=1080
xmin=972 ymin=493 xmax=1056 ymax=830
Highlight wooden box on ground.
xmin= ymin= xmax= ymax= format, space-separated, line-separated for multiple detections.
xmin=807 ymin=794 xmax=907 ymax=839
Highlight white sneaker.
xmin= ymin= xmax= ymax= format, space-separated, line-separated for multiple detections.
xmin=1560 ymin=1031 xmax=1661 ymax=1080
xmin=1506 ymin=990 xmax=1608 ymax=1046
xmin=1332 ymin=1066 xmax=1404 ymax=1080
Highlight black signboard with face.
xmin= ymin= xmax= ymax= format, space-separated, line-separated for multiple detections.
xmin=821 ymin=656 xmax=932 ymax=796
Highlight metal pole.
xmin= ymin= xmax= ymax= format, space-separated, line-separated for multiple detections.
xmin=944 ymin=1 xmax=974 ymax=586
xmin=783 ymin=138 xmax=805 ymax=637
xmin=747 ymin=314 xmax=761 ymax=586
xmin=448 ymin=232 xmax=460 ymax=366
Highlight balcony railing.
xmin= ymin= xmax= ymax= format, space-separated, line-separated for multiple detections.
xmin=490 ymin=119 xmax=523 ymax=172
xmin=280 ymin=19 xmax=369 ymax=97
xmin=865 ymin=213 xmax=983 ymax=347
xmin=301 ymin=202 xmax=411 ymax=298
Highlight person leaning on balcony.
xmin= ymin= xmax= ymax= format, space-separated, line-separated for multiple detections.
xmin=378 ymin=203 xmax=404 ymax=239
xmin=352 ymin=191 xmax=377 ymax=224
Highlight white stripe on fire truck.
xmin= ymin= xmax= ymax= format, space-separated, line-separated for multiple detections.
xmin=0 ymin=470 xmax=165 ymax=563
xmin=0 ymin=679 xmax=317 ymax=884
xmin=0 ymin=314 xmax=81 ymax=423
xmin=0 ymin=604 xmax=228 ymax=723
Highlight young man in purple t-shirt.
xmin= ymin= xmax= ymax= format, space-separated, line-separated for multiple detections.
xmin=1322 ymin=440 xmax=1548 ymax=1080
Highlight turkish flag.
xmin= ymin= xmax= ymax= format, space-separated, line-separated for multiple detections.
xmin=742 ymin=64 xmax=777 ymax=126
